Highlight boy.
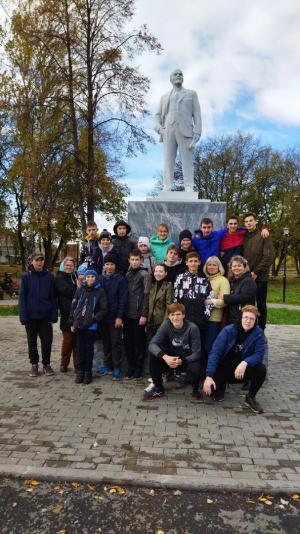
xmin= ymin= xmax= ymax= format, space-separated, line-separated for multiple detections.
xmin=99 ymin=230 xmax=117 ymax=273
xmin=164 ymin=245 xmax=185 ymax=285
xmin=124 ymin=249 xmax=152 ymax=379
xmin=70 ymin=269 xmax=107 ymax=384
xmin=79 ymin=221 xmax=101 ymax=273
xmin=112 ymin=220 xmax=135 ymax=274
xmin=177 ymin=229 xmax=196 ymax=263
xmin=19 ymin=252 xmax=57 ymax=377
xmin=98 ymin=254 xmax=128 ymax=380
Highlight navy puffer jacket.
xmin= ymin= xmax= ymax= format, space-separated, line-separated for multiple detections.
xmin=19 ymin=266 xmax=57 ymax=324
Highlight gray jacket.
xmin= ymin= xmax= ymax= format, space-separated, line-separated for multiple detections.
xmin=149 ymin=319 xmax=201 ymax=363
xmin=125 ymin=267 xmax=151 ymax=319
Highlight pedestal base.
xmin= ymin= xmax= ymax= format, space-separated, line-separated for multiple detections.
xmin=128 ymin=195 xmax=227 ymax=243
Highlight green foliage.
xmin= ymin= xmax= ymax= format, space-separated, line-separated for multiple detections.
xmin=267 ymin=309 xmax=300 ymax=325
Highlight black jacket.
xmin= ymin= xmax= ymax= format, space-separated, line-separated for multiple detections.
xmin=19 ymin=266 xmax=57 ymax=324
xmin=111 ymin=235 xmax=135 ymax=274
xmin=99 ymin=272 xmax=128 ymax=322
xmin=79 ymin=238 xmax=101 ymax=273
xmin=55 ymin=271 xmax=78 ymax=331
xmin=223 ymin=272 xmax=257 ymax=324
xmin=174 ymin=271 xmax=214 ymax=329
xmin=125 ymin=267 xmax=151 ymax=319
xmin=69 ymin=281 xmax=107 ymax=330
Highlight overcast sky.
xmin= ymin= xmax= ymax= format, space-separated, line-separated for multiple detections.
xmin=117 ymin=0 xmax=300 ymax=212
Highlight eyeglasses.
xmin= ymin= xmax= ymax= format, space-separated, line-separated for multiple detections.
xmin=243 ymin=316 xmax=256 ymax=321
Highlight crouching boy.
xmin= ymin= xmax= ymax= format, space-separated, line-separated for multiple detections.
xmin=142 ymin=303 xmax=203 ymax=403
xmin=69 ymin=269 xmax=107 ymax=384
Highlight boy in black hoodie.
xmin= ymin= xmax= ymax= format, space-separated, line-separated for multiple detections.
xmin=69 ymin=269 xmax=107 ymax=384
xmin=112 ymin=220 xmax=135 ymax=274
xmin=124 ymin=249 xmax=151 ymax=379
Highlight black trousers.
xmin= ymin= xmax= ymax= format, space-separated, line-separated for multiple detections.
xmin=256 ymin=281 xmax=268 ymax=330
xmin=25 ymin=319 xmax=53 ymax=365
xmin=76 ymin=330 xmax=96 ymax=373
xmin=213 ymin=361 xmax=266 ymax=398
xmin=150 ymin=354 xmax=202 ymax=391
xmin=101 ymin=321 xmax=122 ymax=370
xmin=123 ymin=318 xmax=146 ymax=375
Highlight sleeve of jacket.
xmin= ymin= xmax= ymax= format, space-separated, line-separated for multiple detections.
xmin=223 ymin=279 xmax=256 ymax=305
xmin=18 ymin=273 xmax=29 ymax=324
xmin=140 ymin=271 xmax=151 ymax=317
xmin=204 ymin=279 xmax=214 ymax=318
xmin=116 ymin=276 xmax=128 ymax=319
xmin=214 ymin=277 xmax=230 ymax=308
xmin=173 ymin=274 xmax=182 ymax=302
xmin=185 ymin=324 xmax=201 ymax=363
xmin=164 ymin=283 xmax=174 ymax=320
xmin=253 ymin=236 xmax=275 ymax=276
xmin=50 ymin=274 xmax=58 ymax=323
xmin=94 ymin=288 xmax=108 ymax=322
xmin=243 ymin=330 xmax=265 ymax=367
xmin=55 ymin=274 xmax=75 ymax=300
xmin=148 ymin=321 xmax=170 ymax=358
xmin=69 ymin=287 xmax=81 ymax=325
xmin=206 ymin=327 xmax=231 ymax=377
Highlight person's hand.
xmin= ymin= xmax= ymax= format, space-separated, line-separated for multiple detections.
xmin=139 ymin=316 xmax=147 ymax=326
xmin=204 ymin=299 xmax=212 ymax=305
xmin=77 ymin=275 xmax=84 ymax=287
xmin=234 ymin=361 xmax=247 ymax=380
xmin=70 ymin=325 xmax=76 ymax=333
xmin=251 ymin=272 xmax=257 ymax=280
xmin=163 ymin=355 xmax=181 ymax=368
xmin=188 ymin=134 xmax=200 ymax=150
xmin=261 ymin=228 xmax=269 ymax=238
xmin=203 ymin=377 xmax=216 ymax=395
xmin=115 ymin=318 xmax=123 ymax=328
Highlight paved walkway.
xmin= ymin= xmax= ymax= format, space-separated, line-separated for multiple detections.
xmin=0 ymin=318 xmax=300 ymax=493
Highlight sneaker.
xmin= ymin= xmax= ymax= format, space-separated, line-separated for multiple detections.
xmin=144 ymin=379 xmax=154 ymax=392
xmin=60 ymin=365 xmax=68 ymax=373
xmin=125 ymin=371 xmax=134 ymax=380
xmin=112 ymin=369 xmax=122 ymax=381
xmin=190 ymin=390 xmax=204 ymax=403
xmin=133 ymin=369 xmax=143 ymax=380
xmin=97 ymin=366 xmax=110 ymax=376
xmin=142 ymin=386 xmax=164 ymax=401
xmin=214 ymin=392 xmax=225 ymax=402
xmin=43 ymin=364 xmax=54 ymax=376
xmin=244 ymin=394 xmax=263 ymax=414
xmin=29 ymin=364 xmax=39 ymax=377
xmin=75 ymin=371 xmax=84 ymax=384
xmin=83 ymin=373 xmax=92 ymax=385
xmin=175 ymin=372 xmax=187 ymax=389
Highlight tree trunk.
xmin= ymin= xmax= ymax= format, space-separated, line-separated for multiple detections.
xmin=86 ymin=0 xmax=95 ymax=223
xmin=51 ymin=237 xmax=65 ymax=270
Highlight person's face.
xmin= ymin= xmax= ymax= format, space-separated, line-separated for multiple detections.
xmin=186 ymin=256 xmax=200 ymax=273
xmin=181 ymin=238 xmax=191 ymax=250
xmin=227 ymin=219 xmax=238 ymax=234
xmin=166 ymin=249 xmax=179 ymax=265
xmin=85 ymin=274 xmax=96 ymax=286
xmin=64 ymin=260 xmax=75 ymax=274
xmin=138 ymin=243 xmax=149 ymax=254
xmin=169 ymin=310 xmax=185 ymax=329
xmin=154 ymin=265 xmax=167 ymax=281
xmin=87 ymin=226 xmax=97 ymax=239
xmin=201 ymin=223 xmax=213 ymax=237
xmin=100 ymin=237 xmax=111 ymax=250
xmin=32 ymin=258 xmax=44 ymax=271
xmin=116 ymin=225 xmax=127 ymax=237
xmin=231 ymin=261 xmax=245 ymax=278
xmin=206 ymin=261 xmax=219 ymax=275
xmin=157 ymin=226 xmax=168 ymax=241
xmin=104 ymin=262 xmax=116 ymax=276
xmin=171 ymin=69 xmax=183 ymax=87
xmin=241 ymin=312 xmax=256 ymax=331
xmin=129 ymin=255 xmax=141 ymax=269
xmin=244 ymin=216 xmax=257 ymax=232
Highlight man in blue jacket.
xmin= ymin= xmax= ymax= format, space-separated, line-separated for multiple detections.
xmin=203 ymin=305 xmax=266 ymax=413
xmin=19 ymin=253 xmax=57 ymax=377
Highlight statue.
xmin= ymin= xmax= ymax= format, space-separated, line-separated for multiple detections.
xmin=154 ymin=69 xmax=202 ymax=192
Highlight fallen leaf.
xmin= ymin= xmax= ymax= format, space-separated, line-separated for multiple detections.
xmin=24 ymin=479 xmax=39 ymax=487
xmin=52 ymin=504 xmax=63 ymax=514
xmin=156 ymin=530 xmax=164 ymax=534
xmin=264 ymin=500 xmax=273 ymax=506
xmin=280 ymin=498 xmax=289 ymax=505
xmin=92 ymin=441 xmax=99 ymax=448
xmin=246 ymin=499 xmax=256 ymax=504
xmin=173 ymin=490 xmax=182 ymax=496
xmin=26 ymin=488 xmax=33 ymax=493
xmin=96 ymin=529 xmax=102 ymax=533
xmin=289 ymin=504 xmax=297 ymax=511
xmin=12 ymin=502 xmax=17 ymax=508
xmin=207 ymin=498 xmax=213 ymax=504
xmin=162 ymin=498 xmax=167 ymax=506
xmin=279 ymin=504 xmax=285 ymax=510
xmin=291 ymin=494 xmax=300 ymax=501
xmin=53 ymin=485 xmax=61 ymax=491
xmin=87 ymin=483 xmax=96 ymax=491
xmin=93 ymin=495 xmax=104 ymax=501
xmin=147 ymin=489 xmax=155 ymax=496
xmin=71 ymin=482 xmax=80 ymax=489
xmin=41 ymin=508 xmax=48 ymax=513
xmin=56 ymin=530 xmax=66 ymax=534
xmin=106 ymin=485 xmax=127 ymax=496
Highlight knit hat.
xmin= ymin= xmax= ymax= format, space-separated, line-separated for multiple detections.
xmin=138 ymin=236 xmax=150 ymax=247
xmin=84 ymin=269 xmax=98 ymax=278
xmin=179 ymin=229 xmax=192 ymax=242
xmin=99 ymin=231 xmax=112 ymax=241
xmin=104 ymin=253 xmax=118 ymax=265
xmin=77 ymin=264 xmax=87 ymax=275
xmin=113 ymin=219 xmax=131 ymax=235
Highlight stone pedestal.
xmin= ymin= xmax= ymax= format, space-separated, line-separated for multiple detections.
xmin=128 ymin=192 xmax=227 ymax=242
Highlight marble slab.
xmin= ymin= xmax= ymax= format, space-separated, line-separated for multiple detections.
xmin=128 ymin=199 xmax=227 ymax=243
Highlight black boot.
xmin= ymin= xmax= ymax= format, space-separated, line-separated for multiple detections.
xmin=75 ymin=370 xmax=84 ymax=384
xmin=83 ymin=372 xmax=92 ymax=385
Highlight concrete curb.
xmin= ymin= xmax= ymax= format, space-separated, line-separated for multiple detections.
xmin=1 ymin=464 xmax=299 ymax=495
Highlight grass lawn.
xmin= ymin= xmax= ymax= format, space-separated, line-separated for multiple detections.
xmin=267 ymin=308 xmax=300 ymax=325
xmin=268 ymin=276 xmax=300 ymax=306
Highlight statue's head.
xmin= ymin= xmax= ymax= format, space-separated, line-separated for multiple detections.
xmin=170 ymin=69 xmax=183 ymax=86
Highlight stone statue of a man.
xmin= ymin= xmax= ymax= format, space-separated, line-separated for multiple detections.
xmin=154 ymin=69 xmax=202 ymax=192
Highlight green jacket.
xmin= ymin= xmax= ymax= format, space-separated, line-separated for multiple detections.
xmin=148 ymin=280 xmax=174 ymax=326
xmin=243 ymin=229 xmax=275 ymax=282
xmin=150 ymin=235 xmax=174 ymax=263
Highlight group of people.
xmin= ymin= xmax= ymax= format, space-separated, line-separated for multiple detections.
xmin=19 ymin=212 xmax=275 ymax=414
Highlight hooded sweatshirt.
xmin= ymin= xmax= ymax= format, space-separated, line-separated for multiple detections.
xmin=150 ymin=235 xmax=174 ymax=263
xmin=69 ymin=277 xmax=107 ymax=330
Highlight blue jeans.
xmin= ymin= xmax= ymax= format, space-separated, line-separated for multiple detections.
xmin=203 ymin=322 xmax=221 ymax=355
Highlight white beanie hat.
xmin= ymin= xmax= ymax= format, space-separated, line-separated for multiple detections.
xmin=138 ymin=236 xmax=150 ymax=247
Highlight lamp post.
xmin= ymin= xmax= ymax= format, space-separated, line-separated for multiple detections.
xmin=282 ymin=227 xmax=289 ymax=303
